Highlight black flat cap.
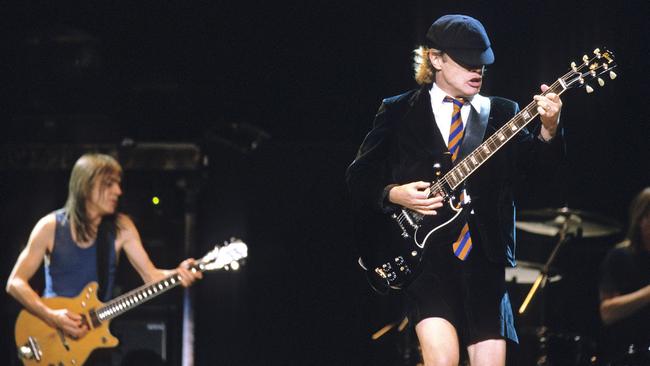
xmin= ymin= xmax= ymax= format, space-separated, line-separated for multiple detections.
xmin=426 ymin=14 xmax=494 ymax=66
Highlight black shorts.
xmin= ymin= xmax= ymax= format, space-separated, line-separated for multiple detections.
xmin=405 ymin=240 xmax=518 ymax=345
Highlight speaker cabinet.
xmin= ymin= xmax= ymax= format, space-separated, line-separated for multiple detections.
xmin=110 ymin=318 xmax=168 ymax=366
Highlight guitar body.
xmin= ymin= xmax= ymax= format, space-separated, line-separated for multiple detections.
xmin=13 ymin=240 xmax=248 ymax=366
xmin=15 ymin=282 xmax=118 ymax=366
xmin=356 ymin=189 xmax=467 ymax=293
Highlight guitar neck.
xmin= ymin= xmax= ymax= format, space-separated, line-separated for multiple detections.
xmin=93 ymin=266 xmax=201 ymax=323
xmin=434 ymin=79 xmax=567 ymax=192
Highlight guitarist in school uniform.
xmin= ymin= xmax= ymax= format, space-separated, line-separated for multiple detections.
xmin=6 ymin=153 xmax=202 ymax=365
xmin=346 ymin=15 xmax=564 ymax=366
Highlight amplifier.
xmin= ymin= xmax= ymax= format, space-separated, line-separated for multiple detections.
xmin=110 ymin=318 xmax=168 ymax=366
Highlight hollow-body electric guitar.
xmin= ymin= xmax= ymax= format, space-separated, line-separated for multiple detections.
xmin=358 ymin=48 xmax=617 ymax=293
xmin=15 ymin=239 xmax=248 ymax=366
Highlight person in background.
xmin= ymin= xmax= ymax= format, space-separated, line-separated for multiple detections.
xmin=599 ymin=187 xmax=650 ymax=365
xmin=6 ymin=153 xmax=202 ymax=365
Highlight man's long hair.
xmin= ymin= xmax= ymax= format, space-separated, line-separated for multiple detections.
xmin=413 ymin=46 xmax=442 ymax=85
xmin=64 ymin=153 xmax=123 ymax=244
xmin=626 ymin=187 xmax=650 ymax=252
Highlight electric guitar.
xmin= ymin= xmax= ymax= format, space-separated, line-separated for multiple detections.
xmin=358 ymin=48 xmax=617 ymax=293
xmin=15 ymin=239 xmax=248 ymax=366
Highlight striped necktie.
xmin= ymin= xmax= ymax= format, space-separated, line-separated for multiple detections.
xmin=443 ymin=96 xmax=472 ymax=260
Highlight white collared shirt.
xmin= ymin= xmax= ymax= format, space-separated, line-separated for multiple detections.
xmin=429 ymin=83 xmax=488 ymax=205
xmin=429 ymin=83 xmax=486 ymax=146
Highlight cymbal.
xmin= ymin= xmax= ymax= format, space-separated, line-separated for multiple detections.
xmin=516 ymin=207 xmax=621 ymax=238
xmin=505 ymin=261 xmax=562 ymax=284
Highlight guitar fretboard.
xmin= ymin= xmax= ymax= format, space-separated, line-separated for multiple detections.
xmin=95 ymin=270 xmax=189 ymax=322
xmin=432 ymin=80 xmax=567 ymax=193
xmin=89 ymin=241 xmax=247 ymax=324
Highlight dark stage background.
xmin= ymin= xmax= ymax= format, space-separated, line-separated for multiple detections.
xmin=1 ymin=1 xmax=648 ymax=365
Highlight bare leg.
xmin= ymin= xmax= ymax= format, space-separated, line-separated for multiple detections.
xmin=467 ymin=338 xmax=506 ymax=366
xmin=415 ymin=317 xmax=460 ymax=366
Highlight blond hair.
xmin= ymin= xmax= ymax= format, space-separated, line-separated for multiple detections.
xmin=413 ymin=46 xmax=442 ymax=85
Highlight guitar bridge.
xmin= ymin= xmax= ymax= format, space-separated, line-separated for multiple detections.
xmin=17 ymin=336 xmax=42 ymax=361
xmin=391 ymin=213 xmax=411 ymax=238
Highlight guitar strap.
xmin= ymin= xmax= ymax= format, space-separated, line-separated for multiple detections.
xmin=455 ymin=96 xmax=491 ymax=164
xmin=95 ymin=216 xmax=116 ymax=302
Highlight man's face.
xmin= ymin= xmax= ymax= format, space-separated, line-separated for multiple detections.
xmin=87 ymin=172 xmax=122 ymax=216
xmin=430 ymin=52 xmax=485 ymax=98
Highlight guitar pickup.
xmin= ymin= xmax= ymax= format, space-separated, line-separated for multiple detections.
xmin=401 ymin=210 xmax=419 ymax=229
xmin=392 ymin=213 xmax=411 ymax=238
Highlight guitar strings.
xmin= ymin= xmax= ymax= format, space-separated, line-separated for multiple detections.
xmin=398 ymin=54 xmax=611 ymax=225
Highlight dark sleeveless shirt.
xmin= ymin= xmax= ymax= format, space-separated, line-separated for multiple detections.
xmin=599 ymin=245 xmax=650 ymax=362
xmin=43 ymin=209 xmax=117 ymax=302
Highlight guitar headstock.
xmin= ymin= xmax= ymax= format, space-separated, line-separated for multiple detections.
xmin=199 ymin=238 xmax=248 ymax=272
xmin=561 ymin=48 xmax=617 ymax=93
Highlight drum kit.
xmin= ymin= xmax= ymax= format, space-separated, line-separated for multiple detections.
xmin=510 ymin=207 xmax=625 ymax=366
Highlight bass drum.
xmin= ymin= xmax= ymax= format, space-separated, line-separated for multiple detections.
xmin=515 ymin=327 xmax=598 ymax=366
xmin=598 ymin=343 xmax=650 ymax=366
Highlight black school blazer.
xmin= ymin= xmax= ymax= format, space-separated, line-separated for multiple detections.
xmin=346 ymin=85 xmax=564 ymax=266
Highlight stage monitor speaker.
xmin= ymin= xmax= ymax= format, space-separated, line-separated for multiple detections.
xmin=110 ymin=318 xmax=167 ymax=366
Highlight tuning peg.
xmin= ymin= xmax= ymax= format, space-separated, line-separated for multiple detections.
xmin=609 ymin=71 xmax=617 ymax=80
xmin=570 ymin=61 xmax=577 ymax=72
xmin=586 ymin=85 xmax=594 ymax=93
xmin=582 ymin=55 xmax=589 ymax=64
xmin=602 ymin=52 xmax=614 ymax=63
xmin=603 ymin=62 xmax=609 ymax=70
xmin=598 ymin=78 xmax=605 ymax=87
xmin=593 ymin=48 xmax=601 ymax=57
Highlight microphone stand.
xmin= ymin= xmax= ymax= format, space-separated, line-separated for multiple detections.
xmin=517 ymin=210 xmax=582 ymax=365
xmin=518 ymin=212 xmax=582 ymax=315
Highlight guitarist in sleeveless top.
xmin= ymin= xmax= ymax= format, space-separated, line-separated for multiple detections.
xmin=598 ymin=188 xmax=650 ymax=365
xmin=6 ymin=153 xmax=202 ymax=365
xmin=346 ymin=15 xmax=565 ymax=366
